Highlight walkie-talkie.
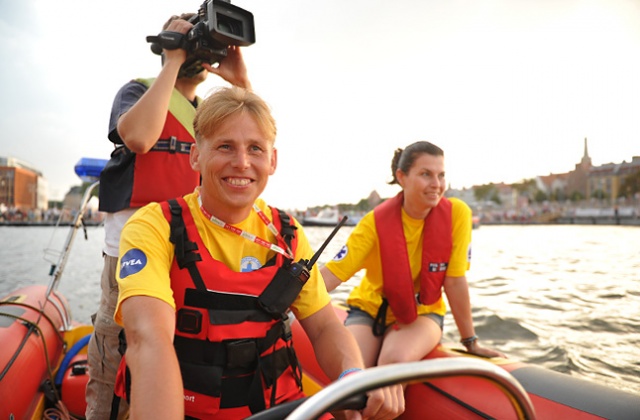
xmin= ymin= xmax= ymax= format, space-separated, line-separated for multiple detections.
xmin=290 ymin=215 xmax=349 ymax=284
xmin=258 ymin=216 xmax=349 ymax=318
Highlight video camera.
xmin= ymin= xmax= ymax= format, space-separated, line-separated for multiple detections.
xmin=146 ymin=0 xmax=255 ymax=78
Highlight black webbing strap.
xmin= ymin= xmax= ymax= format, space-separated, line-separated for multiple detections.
xmin=422 ymin=382 xmax=495 ymax=419
xmin=174 ymin=320 xmax=288 ymax=365
xmin=373 ymin=298 xmax=389 ymax=337
xmin=168 ymin=198 xmax=222 ymax=335
xmin=151 ymin=136 xmax=192 ymax=154
xmin=276 ymin=209 xmax=296 ymax=247
xmin=174 ymin=321 xmax=297 ymax=412
xmin=111 ymin=138 xmax=190 ymax=159
xmin=109 ymin=365 xmax=131 ymax=420
xmin=249 ymin=356 xmax=267 ymax=414
xmin=184 ymin=287 xmax=258 ymax=311
xmin=109 ymin=396 xmax=121 ymax=420
xmin=167 ymin=199 xmax=205 ymax=290
xmin=109 ymin=329 xmax=130 ymax=420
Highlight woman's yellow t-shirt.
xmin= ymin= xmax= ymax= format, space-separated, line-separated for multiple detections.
xmin=325 ymin=197 xmax=472 ymax=324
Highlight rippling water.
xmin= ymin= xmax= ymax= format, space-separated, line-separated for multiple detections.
xmin=1 ymin=224 xmax=639 ymax=395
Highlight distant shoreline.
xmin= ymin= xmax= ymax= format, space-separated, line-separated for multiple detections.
xmin=1 ymin=219 xmax=638 ymax=228
xmin=0 ymin=221 xmax=104 ymax=227
xmin=480 ymin=217 xmax=640 ymax=227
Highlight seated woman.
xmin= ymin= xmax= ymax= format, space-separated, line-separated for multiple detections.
xmin=321 ymin=140 xmax=505 ymax=376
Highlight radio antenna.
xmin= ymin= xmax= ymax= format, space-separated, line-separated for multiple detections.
xmin=306 ymin=216 xmax=349 ymax=270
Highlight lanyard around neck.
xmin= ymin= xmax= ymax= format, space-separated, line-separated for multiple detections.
xmin=197 ymin=194 xmax=294 ymax=260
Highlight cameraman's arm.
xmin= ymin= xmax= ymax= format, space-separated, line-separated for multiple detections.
xmin=203 ymin=46 xmax=252 ymax=90
xmin=117 ymin=20 xmax=190 ymax=154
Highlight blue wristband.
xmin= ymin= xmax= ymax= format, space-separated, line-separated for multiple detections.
xmin=338 ymin=368 xmax=362 ymax=380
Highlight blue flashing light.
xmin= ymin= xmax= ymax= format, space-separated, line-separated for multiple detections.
xmin=74 ymin=157 xmax=108 ymax=182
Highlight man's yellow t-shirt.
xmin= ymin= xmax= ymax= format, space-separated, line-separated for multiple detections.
xmin=114 ymin=191 xmax=330 ymax=326
xmin=324 ymin=197 xmax=472 ymax=324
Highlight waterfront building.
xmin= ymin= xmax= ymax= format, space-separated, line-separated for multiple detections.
xmin=0 ymin=156 xmax=47 ymax=213
xmin=536 ymin=138 xmax=591 ymax=201
xmin=588 ymin=157 xmax=640 ymax=201
xmin=536 ymin=138 xmax=639 ymax=203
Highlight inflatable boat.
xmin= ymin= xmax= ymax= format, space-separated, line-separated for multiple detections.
xmin=1 ymin=159 xmax=639 ymax=419
xmin=3 ymin=288 xmax=639 ymax=419
xmin=0 ymin=285 xmax=91 ymax=419
xmin=0 ymin=166 xmax=100 ymax=419
xmin=287 ymin=304 xmax=640 ymax=419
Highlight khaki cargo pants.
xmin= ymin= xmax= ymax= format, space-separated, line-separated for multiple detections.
xmin=86 ymin=255 xmax=129 ymax=419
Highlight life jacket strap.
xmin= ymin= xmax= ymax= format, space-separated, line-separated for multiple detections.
xmin=277 ymin=209 xmax=297 ymax=245
xmin=174 ymin=322 xmax=298 ymax=410
xmin=151 ymin=136 xmax=192 ymax=154
xmin=174 ymin=320 xmax=288 ymax=366
xmin=373 ymin=298 xmax=389 ymax=337
xmin=167 ymin=199 xmax=204 ymax=286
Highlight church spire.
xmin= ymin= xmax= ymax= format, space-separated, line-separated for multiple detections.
xmin=581 ymin=137 xmax=592 ymax=167
xmin=583 ymin=137 xmax=589 ymax=159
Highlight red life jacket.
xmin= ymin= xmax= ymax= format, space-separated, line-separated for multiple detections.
xmin=98 ymin=79 xmax=200 ymax=213
xmin=114 ymin=198 xmax=306 ymax=419
xmin=374 ymin=192 xmax=452 ymax=325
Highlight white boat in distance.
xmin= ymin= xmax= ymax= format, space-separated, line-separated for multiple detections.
xmin=301 ymin=208 xmax=359 ymax=227
xmin=303 ymin=207 xmax=477 ymax=229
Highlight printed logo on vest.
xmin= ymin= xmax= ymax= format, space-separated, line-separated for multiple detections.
xmin=428 ymin=262 xmax=448 ymax=272
xmin=241 ymin=256 xmax=261 ymax=272
xmin=119 ymin=249 xmax=147 ymax=278
xmin=332 ymin=245 xmax=348 ymax=261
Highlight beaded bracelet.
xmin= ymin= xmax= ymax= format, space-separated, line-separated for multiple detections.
xmin=338 ymin=368 xmax=362 ymax=380
xmin=460 ymin=335 xmax=478 ymax=347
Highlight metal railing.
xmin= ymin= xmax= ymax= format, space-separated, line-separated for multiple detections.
xmin=287 ymin=357 xmax=536 ymax=420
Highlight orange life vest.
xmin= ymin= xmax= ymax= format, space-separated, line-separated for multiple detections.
xmin=374 ymin=192 xmax=452 ymax=325
xmin=114 ymin=198 xmax=306 ymax=419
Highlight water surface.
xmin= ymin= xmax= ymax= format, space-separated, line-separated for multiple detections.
xmin=1 ymin=224 xmax=638 ymax=395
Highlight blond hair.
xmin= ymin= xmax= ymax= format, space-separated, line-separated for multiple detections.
xmin=193 ymin=87 xmax=276 ymax=145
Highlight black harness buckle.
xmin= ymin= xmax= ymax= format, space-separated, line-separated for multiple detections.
xmin=225 ymin=339 xmax=258 ymax=369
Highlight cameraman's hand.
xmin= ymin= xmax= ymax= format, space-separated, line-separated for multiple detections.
xmin=161 ymin=18 xmax=193 ymax=66
xmin=203 ymin=46 xmax=252 ymax=90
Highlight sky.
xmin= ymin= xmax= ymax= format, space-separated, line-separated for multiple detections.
xmin=1 ymin=0 xmax=639 ymax=210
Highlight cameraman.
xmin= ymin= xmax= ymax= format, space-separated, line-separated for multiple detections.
xmin=86 ymin=13 xmax=252 ymax=420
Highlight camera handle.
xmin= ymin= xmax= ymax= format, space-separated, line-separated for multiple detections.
xmin=146 ymin=31 xmax=188 ymax=55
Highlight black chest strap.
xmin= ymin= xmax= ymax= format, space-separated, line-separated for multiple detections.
xmin=168 ymin=199 xmax=205 ymax=290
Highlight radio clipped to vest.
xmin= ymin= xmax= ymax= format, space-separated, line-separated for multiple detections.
xmin=258 ymin=216 xmax=349 ymax=318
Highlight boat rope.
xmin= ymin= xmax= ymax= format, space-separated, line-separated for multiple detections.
xmin=43 ymin=400 xmax=81 ymax=420
xmin=0 ymin=300 xmax=66 ymax=344
xmin=422 ymin=381 xmax=496 ymax=419
xmin=0 ymin=312 xmax=62 ymax=403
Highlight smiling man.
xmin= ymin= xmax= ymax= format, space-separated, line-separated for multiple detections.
xmin=112 ymin=87 xmax=402 ymax=420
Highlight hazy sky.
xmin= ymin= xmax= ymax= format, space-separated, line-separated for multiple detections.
xmin=1 ymin=0 xmax=638 ymax=210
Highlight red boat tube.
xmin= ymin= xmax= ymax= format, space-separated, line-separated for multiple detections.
xmin=291 ymin=305 xmax=640 ymax=420
xmin=0 ymin=285 xmax=69 ymax=419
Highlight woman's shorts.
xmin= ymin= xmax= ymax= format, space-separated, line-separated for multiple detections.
xmin=344 ymin=306 xmax=444 ymax=331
